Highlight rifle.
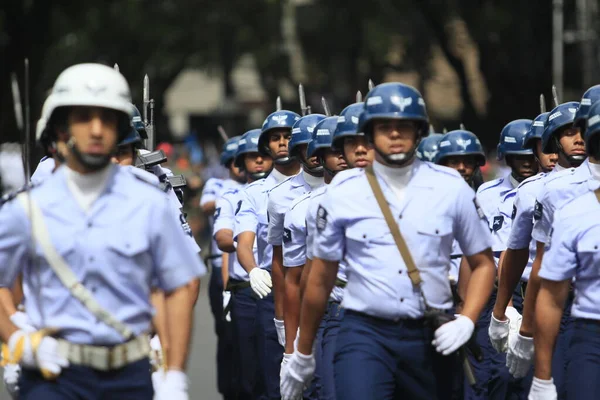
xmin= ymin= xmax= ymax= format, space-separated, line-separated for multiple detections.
xmin=143 ymin=74 xmax=156 ymax=151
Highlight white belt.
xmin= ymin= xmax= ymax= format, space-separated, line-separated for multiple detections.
xmin=56 ymin=335 xmax=151 ymax=371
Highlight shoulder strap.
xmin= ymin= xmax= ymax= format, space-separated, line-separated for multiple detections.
xmin=364 ymin=166 xmax=422 ymax=287
xmin=16 ymin=193 xmax=134 ymax=340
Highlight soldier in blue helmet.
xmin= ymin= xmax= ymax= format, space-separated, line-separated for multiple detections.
xmin=214 ymin=129 xmax=273 ymax=400
xmin=331 ymin=102 xmax=374 ymax=168
xmin=523 ymin=113 xmax=558 ymax=173
xmin=530 ymin=99 xmax=600 ymax=400
xmin=573 ymin=84 xmax=600 ymax=135
xmin=435 ymin=129 xmax=486 ymax=190
xmin=416 ymin=133 xmax=444 ymax=162
xmin=281 ymin=82 xmax=495 ymax=400
xmin=235 ymin=108 xmax=304 ymax=400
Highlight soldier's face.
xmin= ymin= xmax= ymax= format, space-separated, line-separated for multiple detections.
xmin=535 ymin=140 xmax=557 ymax=171
xmin=229 ymin=161 xmax=245 ymax=180
xmin=245 ymin=152 xmax=273 ymax=176
xmin=343 ymin=136 xmax=374 ymax=168
xmin=558 ymin=127 xmax=585 ymax=157
xmin=67 ymin=106 xmax=119 ymax=156
xmin=295 ymin=143 xmax=321 ymax=169
xmin=112 ymin=145 xmax=135 ymax=165
xmin=323 ymin=148 xmax=348 ymax=173
xmin=442 ymin=155 xmax=477 ymax=182
xmin=372 ymin=120 xmax=418 ymax=158
xmin=268 ymin=129 xmax=292 ymax=158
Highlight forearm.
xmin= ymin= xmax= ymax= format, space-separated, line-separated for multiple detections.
xmin=11 ymin=275 xmax=23 ymax=308
xmin=299 ymin=258 xmax=312 ymax=300
xmin=201 ymin=201 xmax=216 ymax=216
xmin=0 ymin=296 xmax=18 ymax=342
xmin=520 ymin=242 xmax=545 ymax=336
xmin=0 ymin=287 xmax=18 ymax=317
xmin=493 ymin=248 xmax=528 ymax=319
xmin=533 ymin=280 xmax=569 ymax=379
xmin=165 ymin=285 xmax=194 ymax=370
xmin=457 ymin=257 xmax=470 ymax=307
xmin=461 ymin=250 xmax=496 ymax=323
xmin=297 ymin=258 xmax=338 ymax=355
xmin=237 ymin=232 xmax=258 ymax=273
xmin=284 ymin=267 xmax=303 ymax=353
xmin=272 ymin=246 xmax=285 ymax=319
xmin=221 ymin=253 xmax=230 ymax=289
xmin=216 ymin=230 xmax=235 ymax=253
xmin=151 ymin=289 xmax=170 ymax=356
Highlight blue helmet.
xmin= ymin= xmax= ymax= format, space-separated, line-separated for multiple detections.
xmin=332 ymin=102 xmax=364 ymax=151
xmin=581 ymin=100 xmax=600 ymax=151
xmin=435 ymin=130 xmax=485 ymax=166
xmin=541 ymin=102 xmax=579 ymax=154
xmin=234 ymin=129 xmax=262 ymax=170
xmin=220 ymin=136 xmax=241 ymax=166
xmin=497 ymin=119 xmax=534 ymax=161
xmin=258 ymin=110 xmax=301 ymax=163
xmin=416 ymin=133 xmax=443 ymax=162
xmin=131 ymin=104 xmax=147 ymax=139
xmin=358 ymin=82 xmax=429 ymax=137
xmin=307 ymin=116 xmax=338 ymax=158
xmin=574 ymin=85 xmax=600 ymax=133
xmin=289 ymin=114 xmax=327 ymax=157
xmin=523 ymin=113 xmax=549 ymax=149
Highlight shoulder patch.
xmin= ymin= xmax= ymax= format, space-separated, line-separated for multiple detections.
xmin=179 ymin=213 xmax=194 ymax=237
xmin=492 ymin=216 xmax=504 ymax=232
xmin=533 ymin=200 xmax=543 ymax=221
xmin=511 ymin=204 xmax=517 ymax=219
xmin=316 ymin=205 xmax=328 ymax=232
xmin=283 ymin=228 xmax=292 ymax=243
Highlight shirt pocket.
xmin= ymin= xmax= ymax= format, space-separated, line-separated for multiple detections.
xmin=576 ymin=236 xmax=600 ymax=280
xmin=414 ymin=217 xmax=454 ymax=264
xmin=106 ymin=236 xmax=151 ymax=279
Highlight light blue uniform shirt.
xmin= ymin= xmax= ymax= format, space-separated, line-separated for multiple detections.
xmin=476 ymin=174 xmax=515 ymax=224
xmin=214 ymin=187 xmax=254 ymax=281
xmin=0 ymin=165 xmax=205 ymax=345
xmin=532 ymin=160 xmax=592 ymax=244
xmin=201 ymin=178 xmax=243 ymax=267
xmin=539 ymin=178 xmax=600 ymax=320
xmin=283 ymin=192 xmax=311 ymax=268
xmin=313 ymin=160 xmax=493 ymax=320
xmin=30 ymin=157 xmax=56 ymax=185
xmin=267 ymin=171 xmax=319 ymax=246
xmin=235 ymin=171 xmax=288 ymax=270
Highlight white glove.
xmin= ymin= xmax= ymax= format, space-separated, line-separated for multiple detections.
xmin=432 ymin=315 xmax=475 ymax=355
xmin=489 ymin=314 xmax=510 ymax=353
xmin=9 ymin=311 xmax=36 ymax=332
xmin=3 ymin=363 xmax=21 ymax=398
xmin=528 ymin=377 xmax=557 ymax=400
xmin=149 ymin=335 xmax=163 ymax=370
xmin=223 ymin=291 xmax=232 ymax=322
xmin=505 ymin=306 xmax=523 ymax=335
xmin=506 ymin=332 xmax=534 ymax=378
xmin=151 ymin=369 xmax=166 ymax=393
xmin=275 ymin=318 xmax=286 ymax=347
xmin=249 ymin=268 xmax=272 ymax=299
xmin=7 ymin=330 xmax=69 ymax=377
xmin=280 ymin=350 xmax=315 ymax=400
xmin=154 ymin=370 xmax=188 ymax=400
xmin=280 ymin=353 xmax=293 ymax=389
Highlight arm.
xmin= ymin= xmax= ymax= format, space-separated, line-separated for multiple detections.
xmin=457 ymin=256 xmax=470 ymax=309
xmin=461 ymin=249 xmax=496 ymax=323
xmin=493 ymin=248 xmax=529 ymax=319
xmin=0 ymin=287 xmax=18 ymax=317
xmin=201 ymin=201 xmax=216 ymax=215
xmin=533 ymin=279 xmax=569 ymax=379
xmin=237 ymin=231 xmax=258 ymax=273
xmin=296 ymin=258 xmax=339 ymax=355
xmin=518 ymin=241 xmax=545 ymax=336
xmin=284 ymin=267 xmax=303 ymax=353
xmin=221 ymin=253 xmax=230 ymax=289
xmin=151 ymin=289 xmax=169 ymax=362
xmin=164 ymin=285 xmax=194 ymax=370
xmin=215 ymin=229 xmax=235 ymax=253
xmin=299 ymin=258 xmax=312 ymax=299
xmin=272 ymin=245 xmax=285 ymax=319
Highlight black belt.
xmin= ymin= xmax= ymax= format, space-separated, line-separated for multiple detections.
xmin=226 ymin=279 xmax=251 ymax=292
xmin=335 ymin=278 xmax=347 ymax=288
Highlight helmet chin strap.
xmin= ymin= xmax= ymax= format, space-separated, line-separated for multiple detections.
xmin=372 ymin=134 xmax=421 ymax=167
xmin=67 ymin=137 xmax=113 ymax=171
xmin=273 ymin=156 xmax=293 ymax=165
xmin=249 ymin=171 xmax=269 ymax=180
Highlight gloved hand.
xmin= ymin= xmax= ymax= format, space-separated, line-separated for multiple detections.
xmin=506 ymin=332 xmax=534 ymax=378
xmin=154 ymin=370 xmax=188 ymax=400
xmin=528 ymin=377 xmax=557 ymax=400
xmin=6 ymin=330 xmax=69 ymax=378
xmin=249 ymin=268 xmax=272 ymax=299
xmin=505 ymin=306 xmax=523 ymax=335
xmin=3 ymin=363 xmax=21 ymax=398
xmin=149 ymin=335 xmax=164 ymax=370
xmin=223 ymin=291 xmax=232 ymax=322
xmin=280 ymin=353 xmax=292 ymax=389
xmin=151 ymin=368 xmax=166 ymax=393
xmin=489 ymin=313 xmax=510 ymax=353
xmin=9 ymin=311 xmax=36 ymax=332
xmin=274 ymin=318 xmax=286 ymax=347
xmin=280 ymin=350 xmax=315 ymax=400
xmin=432 ymin=315 xmax=475 ymax=355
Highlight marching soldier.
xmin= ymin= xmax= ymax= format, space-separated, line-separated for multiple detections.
xmin=0 ymin=63 xmax=204 ymax=399
xmin=281 ymin=82 xmax=496 ymax=400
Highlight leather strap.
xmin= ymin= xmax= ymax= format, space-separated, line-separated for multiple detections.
xmin=16 ymin=193 xmax=135 ymax=340
xmin=364 ymin=166 xmax=422 ymax=287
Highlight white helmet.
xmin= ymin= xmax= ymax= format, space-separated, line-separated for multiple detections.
xmin=35 ymin=95 xmax=52 ymax=141
xmin=41 ymin=63 xmax=133 ymax=139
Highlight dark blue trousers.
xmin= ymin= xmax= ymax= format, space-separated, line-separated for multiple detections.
xmin=208 ymin=266 xmax=237 ymax=399
xmin=19 ymin=359 xmax=153 ymax=400
xmin=565 ymin=318 xmax=600 ymax=400
xmin=231 ymin=285 xmax=263 ymax=399
xmin=256 ymin=292 xmax=284 ymax=400
xmin=334 ymin=310 xmax=458 ymax=400
xmin=319 ymin=301 xmax=344 ymax=400
xmin=553 ymin=294 xmax=574 ymax=400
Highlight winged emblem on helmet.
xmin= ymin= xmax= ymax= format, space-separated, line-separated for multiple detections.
xmin=390 ymin=96 xmax=413 ymax=112
xmin=272 ymin=114 xmax=288 ymax=125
